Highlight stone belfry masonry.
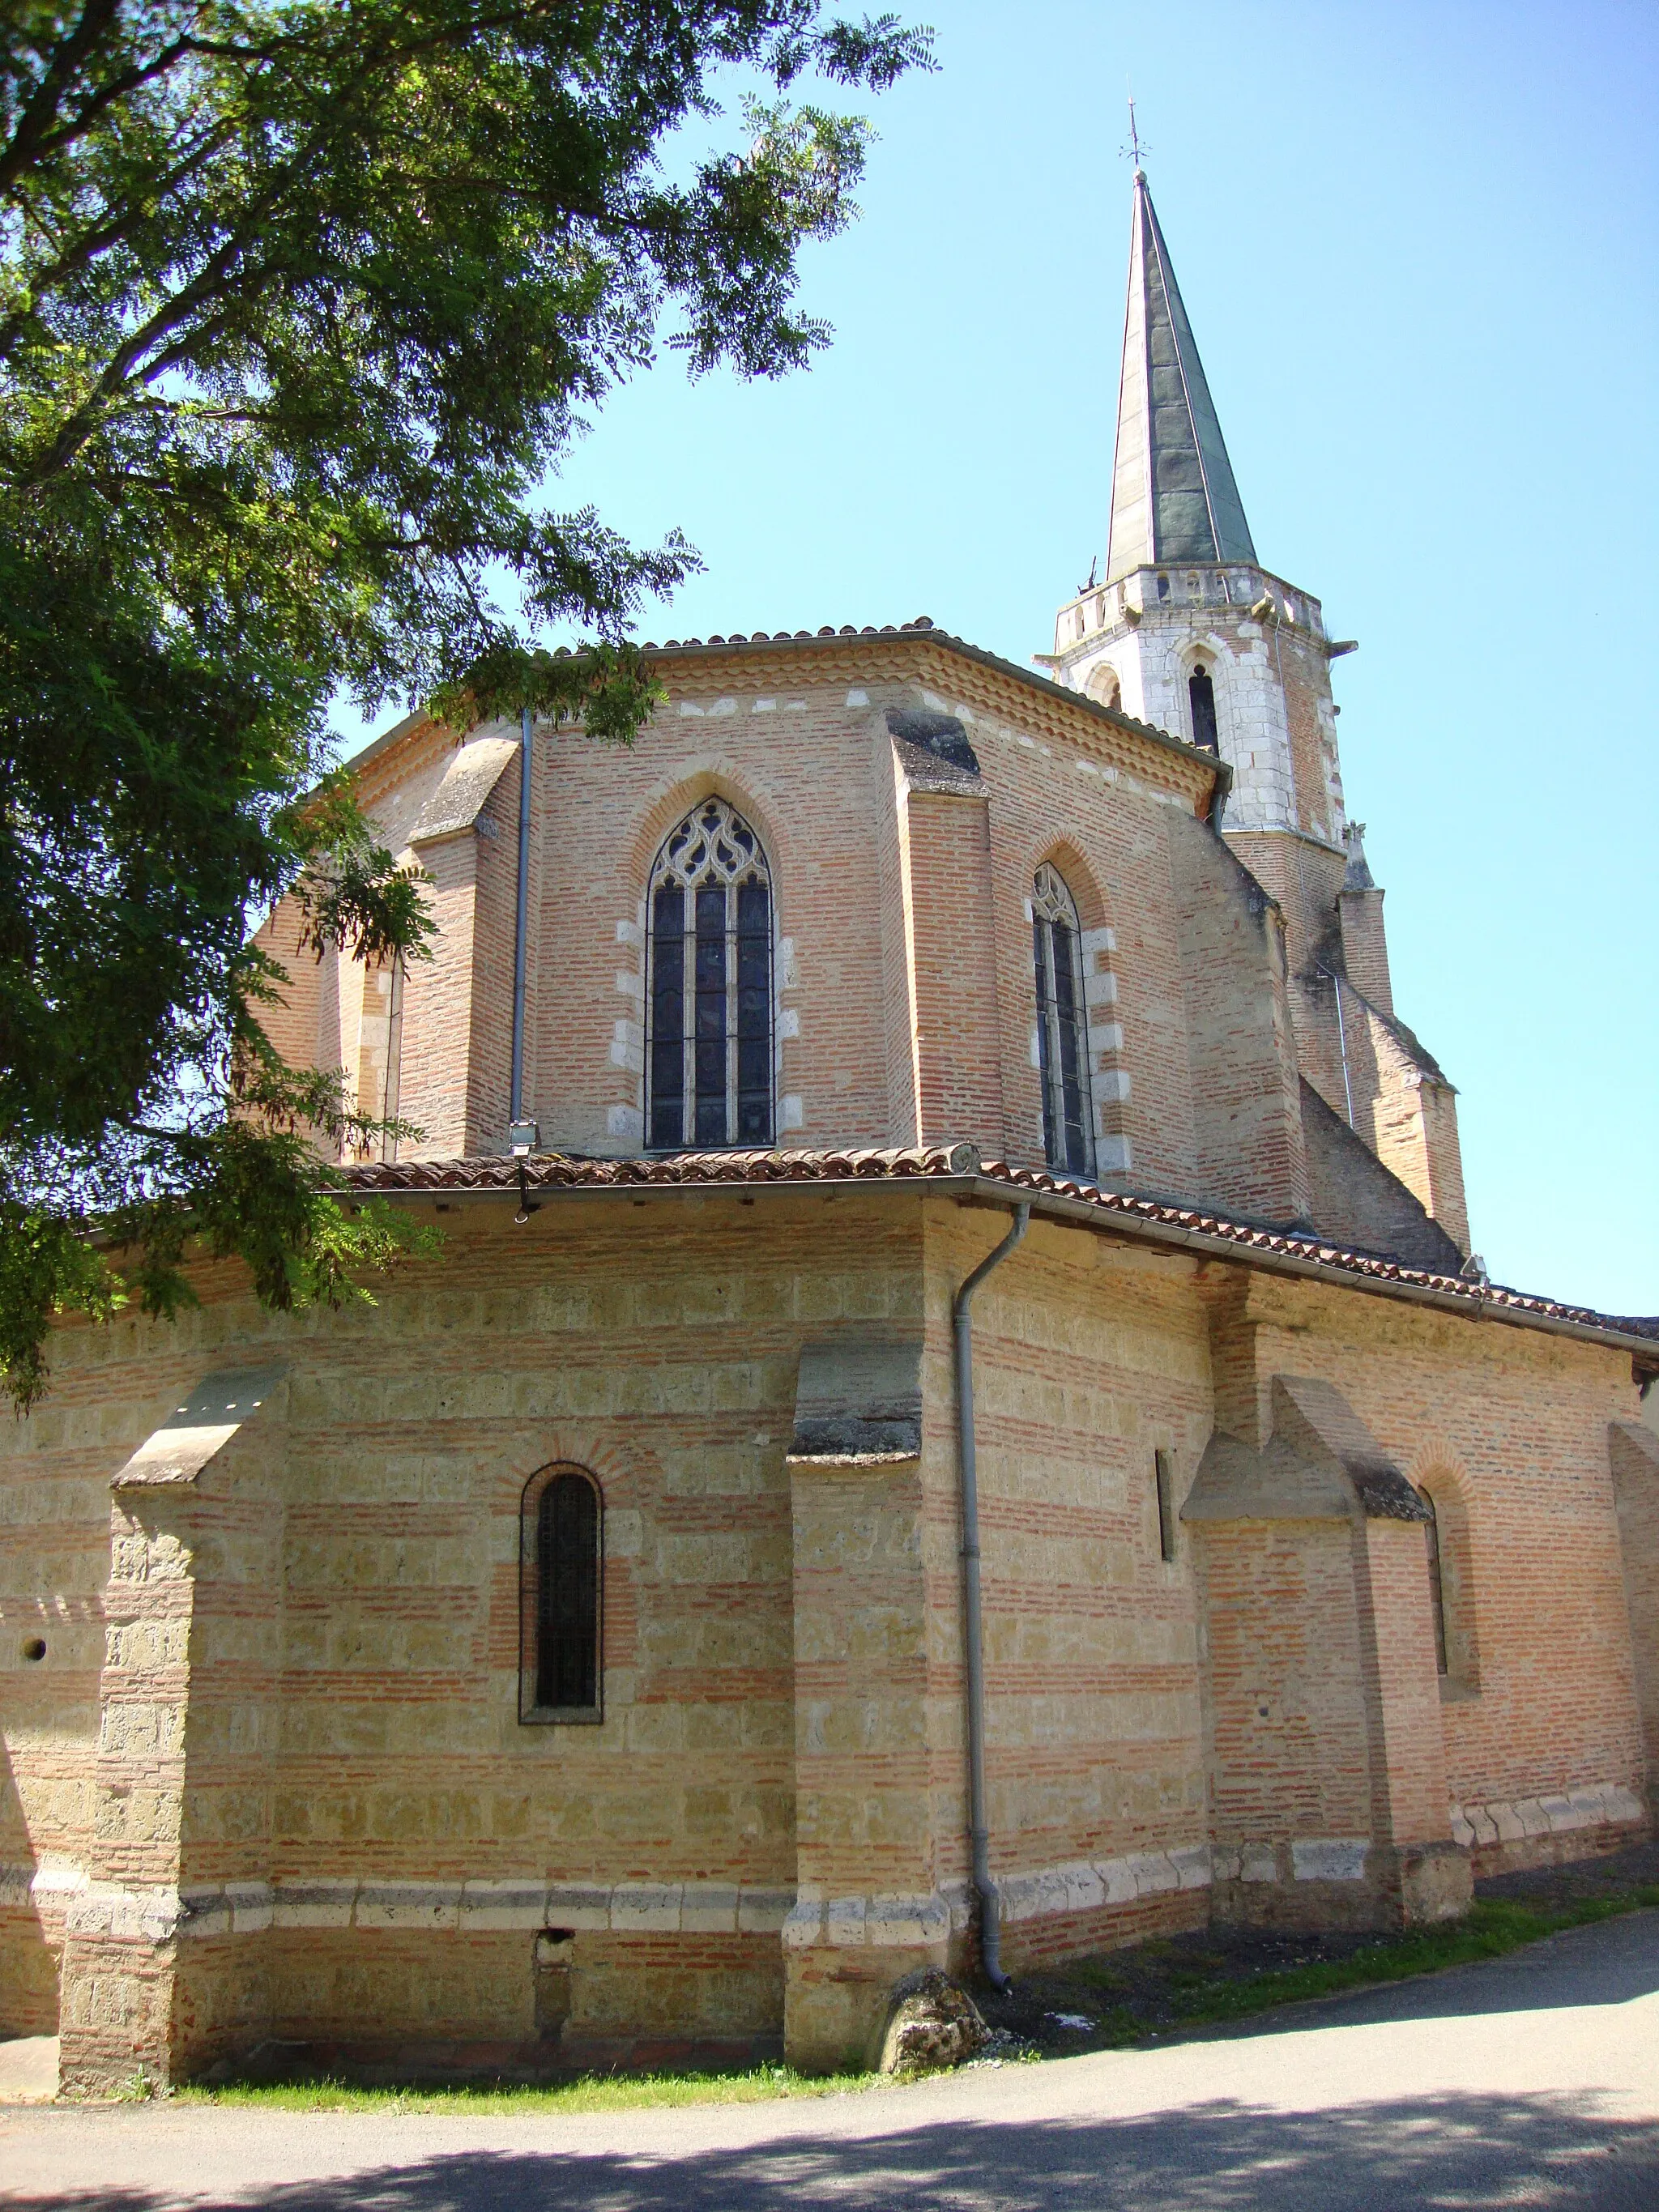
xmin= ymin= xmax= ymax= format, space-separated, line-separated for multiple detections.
xmin=1045 ymin=168 xmax=1469 ymax=1254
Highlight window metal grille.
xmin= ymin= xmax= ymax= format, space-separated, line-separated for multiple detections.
xmin=646 ymin=799 xmax=774 ymax=1149
xmin=1032 ymin=863 xmax=1095 ymax=1177
xmin=531 ymin=1471 xmax=601 ymax=1715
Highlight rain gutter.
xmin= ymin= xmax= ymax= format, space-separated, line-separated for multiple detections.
xmin=356 ymin=1173 xmax=1659 ymax=1365
xmin=952 ymin=1201 xmax=1030 ymax=1992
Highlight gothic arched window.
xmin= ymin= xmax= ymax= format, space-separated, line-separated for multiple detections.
xmin=1032 ymin=863 xmax=1095 ymax=1178
xmin=646 ymin=799 xmax=773 ymax=1150
xmin=520 ymin=1466 xmax=603 ymax=1723
xmin=1188 ymin=664 xmax=1219 ymax=753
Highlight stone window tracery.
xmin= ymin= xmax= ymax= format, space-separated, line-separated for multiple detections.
xmin=1032 ymin=863 xmax=1095 ymax=1178
xmin=646 ymin=799 xmax=774 ymax=1150
xmin=520 ymin=1466 xmax=603 ymax=1724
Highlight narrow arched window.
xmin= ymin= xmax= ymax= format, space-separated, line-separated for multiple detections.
xmin=1032 ymin=863 xmax=1095 ymax=1178
xmin=646 ymin=799 xmax=773 ymax=1149
xmin=1188 ymin=665 xmax=1219 ymax=753
xmin=1422 ymin=1487 xmax=1449 ymax=1677
xmin=521 ymin=1468 xmax=603 ymax=1722
xmin=1089 ymin=665 xmax=1122 ymax=713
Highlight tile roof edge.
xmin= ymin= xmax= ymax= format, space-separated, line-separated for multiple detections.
xmin=333 ymin=628 xmax=1228 ymax=811
xmin=336 ymin=1147 xmax=1659 ymax=1354
xmin=639 ymin=624 xmax=1226 ymax=798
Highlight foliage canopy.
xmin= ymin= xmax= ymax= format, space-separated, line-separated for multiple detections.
xmin=1 ymin=0 xmax=931 ymax=1404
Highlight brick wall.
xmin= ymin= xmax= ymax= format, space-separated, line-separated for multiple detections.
xmin=1610 ymin=1424 xmax=1659 ymax=1803
xmin=1238 ymin=1276 xmax=1645 ymax=1834
xmin=905 ymin=795 xmax=1005 ymax=1145
xmin=337 ymin=638 xmax=1266 ymax=1199
xmin=274 ymin=632 xmax=1477 ymax=1271
xmin=1166 ymin=812 xmax=1310 ymax=1223
xmin=1299 ymin=1080 xmax=1465 ymax=1274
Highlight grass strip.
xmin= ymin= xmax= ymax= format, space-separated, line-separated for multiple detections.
xmin=172 ymin=1887 xmax=1659 ymax=2110
xmin=1153 ymin=1888 xmax=1659 ymax=2037
xmin=173 ymin=2063 xmax=881 ymax=2116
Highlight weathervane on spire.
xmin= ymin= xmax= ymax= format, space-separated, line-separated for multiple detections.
xmin=1122 ymin=95 xmax=1149 ymax=177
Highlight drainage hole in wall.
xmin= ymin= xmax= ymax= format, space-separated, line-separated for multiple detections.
xmin=22 ymin=1638 xmax=46 ymax=1663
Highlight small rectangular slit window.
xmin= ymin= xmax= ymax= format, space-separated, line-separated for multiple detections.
xmin=1154 ymin=1450 xmax=1175 ymax=1562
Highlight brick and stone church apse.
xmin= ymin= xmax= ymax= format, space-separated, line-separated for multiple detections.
xmin=6 ymin=169 xmax=1659 ymax=2093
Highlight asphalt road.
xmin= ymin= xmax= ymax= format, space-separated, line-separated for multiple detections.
xmin=4 ymin=1911 xmax=1657 ymax=2211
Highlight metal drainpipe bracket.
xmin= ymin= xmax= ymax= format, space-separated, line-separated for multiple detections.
xmin=514 ymin=1159 xmax=539 ymax=1225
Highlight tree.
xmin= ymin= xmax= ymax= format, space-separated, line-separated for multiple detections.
xmin=0 ymin=0 xmax=932 ymax=1406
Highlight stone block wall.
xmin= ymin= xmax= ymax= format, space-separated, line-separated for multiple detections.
xmin=3 ymin=1187 xmax=1650 ymax=2085
xmin=920 ymin=1204 xmax=1216 ymax=1975
xmin=1050 ymin=565 xmax=1346 ymax=848
xmin=5 ymin=1194 xmax=924 ymax=2083
xmin=0 ymin=1311 xmax=190 ymax=2048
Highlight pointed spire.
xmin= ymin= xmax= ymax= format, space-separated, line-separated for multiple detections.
xmin=1107 ymin=173 xmax=1257 ymax=582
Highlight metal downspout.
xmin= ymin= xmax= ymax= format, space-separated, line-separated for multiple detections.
xmin=510 ymin=705 xmax=532 ymax=1126
xmin=953 ymin=1201 xmax=1030 ymax=1992
xmin=1319 ymin=961 xmax=1355 ymax=1128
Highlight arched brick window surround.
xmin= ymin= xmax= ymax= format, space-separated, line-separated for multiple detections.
xmin=1422 ymin=1489 xmax=1449 ymax=1676
xmin=1412 ymin=1460 xmax=1481 ymax=1697
xmin=520 ymin=1464 xmax=604 ymax=1724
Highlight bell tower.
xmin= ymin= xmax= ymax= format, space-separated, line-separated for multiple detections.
xmin=1045 ymin=165 xmax=1471 ymax=1257
xmin=1044 ymin=166 xmax=1351 ymax=849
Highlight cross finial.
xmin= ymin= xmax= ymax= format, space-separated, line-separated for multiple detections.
xmin=1122 ymin=95 xmax=1149 ymax=177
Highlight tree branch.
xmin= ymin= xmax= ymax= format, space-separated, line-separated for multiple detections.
xmin=0 ymin=0 xmax=126 ymax=194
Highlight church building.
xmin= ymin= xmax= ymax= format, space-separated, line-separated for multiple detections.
xmin=6 ymin=172 xmax=1658 ymax=2094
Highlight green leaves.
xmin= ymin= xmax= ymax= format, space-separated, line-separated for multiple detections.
xmin=428 ymin=638 xmax=669 ymax=750
xmin=0 ymin=1203 xmax=125 ymax=1413
xmin=0 ymin=2 xmax=928 ymax=1405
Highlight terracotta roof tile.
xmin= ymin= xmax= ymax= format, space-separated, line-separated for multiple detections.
xmin=339 ymin=1146 xmax=1659 ymax=1352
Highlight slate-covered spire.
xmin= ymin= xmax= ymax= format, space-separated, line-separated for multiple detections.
xmin=1106 ymin=171 xmax=1257 ymax=582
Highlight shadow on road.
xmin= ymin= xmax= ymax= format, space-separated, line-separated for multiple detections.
xmin=10 ymin=2094 xmax=1657 ymax=2212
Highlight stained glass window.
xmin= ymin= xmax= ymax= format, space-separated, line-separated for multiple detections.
xmin=1032 ymin=863 xmax=1095 ymax=1178
xmin=646 ymin=799 xmax=773 ymax=1149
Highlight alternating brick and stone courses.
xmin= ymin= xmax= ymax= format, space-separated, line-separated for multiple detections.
xmin=4 ymin=166 xmax=1655 ymax=2093
xmin=5 ymin=1158 xmax=1654 ymax=2085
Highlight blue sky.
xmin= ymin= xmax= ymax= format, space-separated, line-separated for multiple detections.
xmin=342 ymin=0 xmax=1657 ymax=1312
